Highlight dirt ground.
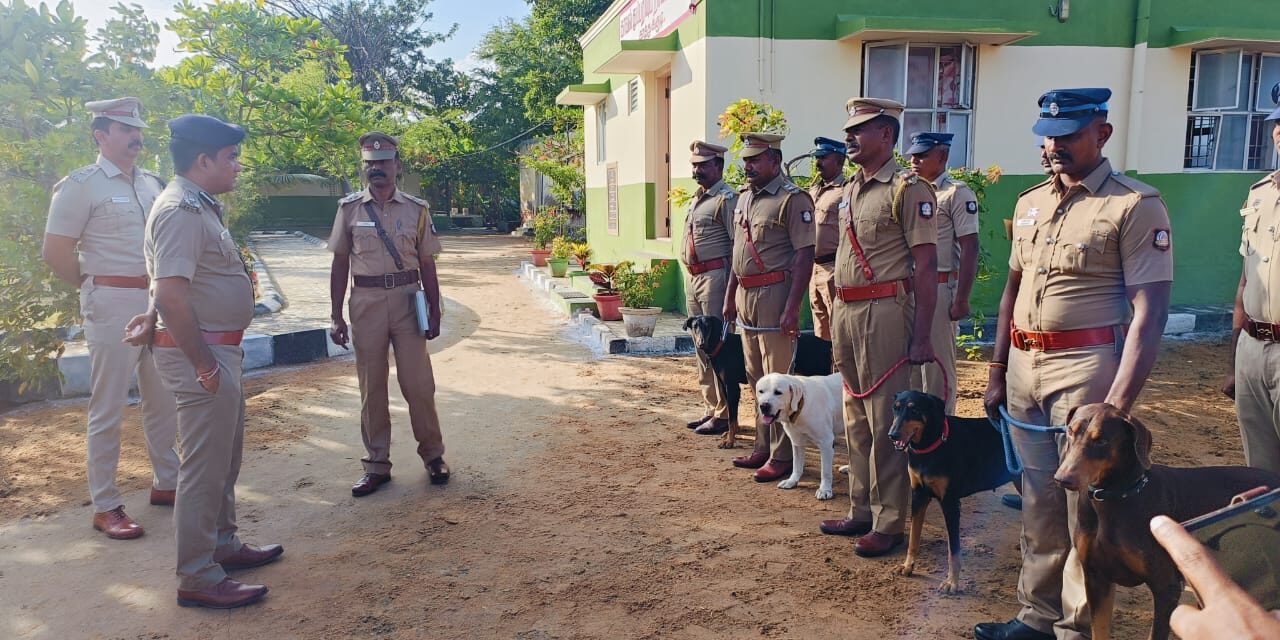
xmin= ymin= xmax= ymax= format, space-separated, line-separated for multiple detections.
xmin=0 ymin=235 xmax=1244 ymax=639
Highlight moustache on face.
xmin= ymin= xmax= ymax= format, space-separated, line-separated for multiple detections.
xmin=129 ymin=140 xmax=143 ymax=149
xmin=367 ymin=170 xmax=387 ymax=179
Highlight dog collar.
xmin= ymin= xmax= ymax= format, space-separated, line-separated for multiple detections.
xmin=1088 ymin=471 xmax=1150 ymax=501
xmin=908 ymin=417 xmax=950 ymax=455
xmin=706 ymin=320 xmax=731 ymax=358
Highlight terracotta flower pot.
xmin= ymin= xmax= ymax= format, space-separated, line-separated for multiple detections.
xmin=620 ymin=306 xmax=662 ymax=337
xmin=530 ymin=248 xmax=551 ymax=266
xmin=593 ymin=293 xmax=622 ymax=321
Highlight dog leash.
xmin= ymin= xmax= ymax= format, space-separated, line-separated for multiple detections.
xmin=988 ymin=405 xmax=1069 ymax=475
xmin=841 ymin=356 xmax=949 ymax=403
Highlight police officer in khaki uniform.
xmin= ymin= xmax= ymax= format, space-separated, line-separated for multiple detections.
xmin=723 ymin=132 xmax=816 ymax=481
xmin=908 ymin=132 xmax=981 ymax=413
xmin=808 ymin=137 xmax=847 ymax=342
xmin=42 ymin=97 xmax=180 ymax=540
xmin=977 ymin=89 xmax=1173 ymax=640
xmin=329 ymin=132 xmax=448 ymax=497
xmin=134 ymin=114 xmax=282 ymax=609
xmin=683 ymin=140 xmax=737 ymax=436
xmin=1225 ymin=102 xmax=1280 ymax=475
xmin=818 ymin=98 xmax=938 ymax=558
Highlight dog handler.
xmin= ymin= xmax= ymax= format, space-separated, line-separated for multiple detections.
xmin=682 ymin=141 xmax=737 ymax=436
xmin=807 ymin=136 xmax=847 ymax=344
xmin=977 ymin=88 xmax=1173 ymax=640
xmin=820 ymin=98 xmax=938 ymax=558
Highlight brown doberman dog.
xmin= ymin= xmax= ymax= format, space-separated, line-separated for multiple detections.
xmin=1054 ymin=403 xmax=1280 ymax=640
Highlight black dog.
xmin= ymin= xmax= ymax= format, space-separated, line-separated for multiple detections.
xmin=682 ymin=315 xmax=832 ymax=449
xmin=888 ymin=389 xmax=1015 ymax=593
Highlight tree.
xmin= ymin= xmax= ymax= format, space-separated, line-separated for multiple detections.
xmin=92 ymin=2 xmax=158 ymax=71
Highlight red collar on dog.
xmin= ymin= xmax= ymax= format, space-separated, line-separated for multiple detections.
xmin=908 ymin=417 xmax=950 ymax=455
xmin=707 ymin=340 xmax=723 ymax=359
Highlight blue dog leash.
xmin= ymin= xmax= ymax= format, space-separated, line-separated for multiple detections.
xmin=989 ymin=405 xmax=1068 ymax=475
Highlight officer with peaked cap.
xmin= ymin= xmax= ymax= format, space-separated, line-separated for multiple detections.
xmin=818 ymin=98 xmax=938 ymax=558
xmin=907 ymin=132 xmax=980 ymax=413
xmin=132 ymin=113 xmax=283 ymax=609
xmin=329 ymin=131 xmax=448 ymax=496
xmin=723 ymin=132 xmax=816 ymax=477
xmin=1225 ymin=86 xmax=1280 ymax=476
xmin=42 ymin=97 xmax=180 ymax=541
xmin=808 ymin=136 xmax=847 ymax=343
xmin=683 ymin=140 xmax=737 ymax=436
xmin=977 ymin=89 xmax=1173 ymax=640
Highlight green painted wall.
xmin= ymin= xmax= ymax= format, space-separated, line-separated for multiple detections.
xmin=1145 ymin=0 xmax=1278 ymax=48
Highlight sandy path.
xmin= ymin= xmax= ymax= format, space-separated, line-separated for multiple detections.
xmin=0 ymin=235 xmax=1244 ymax=639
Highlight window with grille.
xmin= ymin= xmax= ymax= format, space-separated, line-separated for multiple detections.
xmin=1184 ymin=50 xmax=1280 ymax=171
xmin=864 ymin=42 xmax=975 ymax=167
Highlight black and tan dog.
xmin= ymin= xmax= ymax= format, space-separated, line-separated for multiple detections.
xmin=1055 ymin=403 xmax=1280 ymax=640
xmin=682 ymin=315 xmax=831 ymax=449
xmin=887 ymin=390 xmax=1015 ymax=593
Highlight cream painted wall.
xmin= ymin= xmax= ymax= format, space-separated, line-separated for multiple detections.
xmin=973 ymin=45 xmax=1134 ymax=173
xmin=1132 ymin=45 xmax=1193 ymax=174
xmin=669 ymin=38 xmax=707 ymax=174
xmin=584 ymin=74 xmax=653 ymax=189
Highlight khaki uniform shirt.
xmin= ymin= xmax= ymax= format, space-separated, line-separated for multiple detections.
xmin=933 ymin=174 xmax=980 ymax=272
xmin=835 ymin=161 xmax=937 ymax=289
xmin=810 ymin=173 xmax=847 ymax=258
xmin=328 ymin=189 xmax=443 ymax=276
xmin=1240 ymin=170 xmax=1280 ymax=322
xmin=46 ymin=155 xmax=166 ymax=277
xmin=731 ymin=173 xmax=815 ymax=276
xmin=682 ymin=180 xmax=736 ymax=265
xmin=144 ymin=176 xmax=254 ymax=332
xmin=1009 ymin=159 xmax=1173 ymax=331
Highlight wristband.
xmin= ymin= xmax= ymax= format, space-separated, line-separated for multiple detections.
xmin=196 ymin=363 xmax=220 ymax=383
xmin=988 ymin=362 xmax=1008 ymax=370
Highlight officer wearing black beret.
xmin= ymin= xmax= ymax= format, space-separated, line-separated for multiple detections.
xmin=808 ymin=136 xmax=847 ymax=341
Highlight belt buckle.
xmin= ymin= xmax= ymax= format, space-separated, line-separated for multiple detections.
xmin=1258 ymin=324 xmax=1275 ymax=341
xmin=383 ymin=273 xmax=396 ymax=289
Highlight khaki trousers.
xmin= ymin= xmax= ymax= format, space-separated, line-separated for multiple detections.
xmin=350 ymin=285 xmax=444 ymax=474
xmin=153 ymin=344 xmax=246 ymax=591
xmin=810 ymin=263 xmax=836 ymax=341
xmin=685 ymin=266 xmax=729 ymax=418
xmin=736 ymin=279 xmax=795 ymax=461
xmin=831 ymin=291 xmax=914 ymax=534
xmin=80 ymin=282 xmax=179 ymax=511
xmin=1234 ymin=334 xmax=1280 ymax=474
xmin=1007 ymin=344 xmax=1118 ymax=639
xmin=921 ymin=279 xmax=958 ymax=413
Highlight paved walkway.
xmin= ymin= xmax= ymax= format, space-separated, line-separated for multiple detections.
xmin=246 ymin=231 xmax=333 ymax=336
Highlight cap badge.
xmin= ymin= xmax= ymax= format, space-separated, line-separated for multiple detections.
xmin=1049 ymin=102 xmax=1060 ymax=117
xmin=372 ymin=140 xmax=381 ymax=150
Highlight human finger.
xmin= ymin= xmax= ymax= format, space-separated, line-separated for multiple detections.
xmin=1149 ymin=515 xmax=1240 ymax=599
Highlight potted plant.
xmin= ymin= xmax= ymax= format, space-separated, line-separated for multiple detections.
xmin=570 ymin=242 xmax=592 ymax=273
xmin=587 ymin=261 xmax=628 ymax=321
xmin=548 ymin=237 xmax=573 ymax=277
xmin=529 ymin=210 xmax=564 ymax=266
xmin=616 ymin=260 xmax=671 ymax=337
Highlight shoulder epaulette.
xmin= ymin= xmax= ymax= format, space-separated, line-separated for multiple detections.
xmin=719 ymin=185 xmax=736 ymax=198
xmin=897 ymin=170 xmax=919 ymax=186
xmin=404 ymin=193 xmax=429 ymax=208
xmin=178 ymin=190 xmax=202 ymax=213
xmin=339 ymin=192 xmax=363 ymax=204
xmin=1250 ymin=174 xmax=1277 ymax=191
xmin=782 ymin=181 xmax=801 ymax=194
xmin=68 ymin=164 xmax=100 ymax=184
xmin=1108 ymin=172 xmax=1161 ymax=198
xmin=141 ymin=169 xmax=167 ymax=189
xmin=1017 ymin=178 xmax=1054 ymax=198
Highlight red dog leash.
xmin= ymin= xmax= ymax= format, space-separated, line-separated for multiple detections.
xmin=841 ymin=355 xmax=949 ymax=402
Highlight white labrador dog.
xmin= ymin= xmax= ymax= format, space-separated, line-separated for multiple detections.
xmin=755 ymin=372 xmax=843 ymax=500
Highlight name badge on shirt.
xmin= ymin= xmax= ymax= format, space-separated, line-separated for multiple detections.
xmin=355 ymin=221 xmax=376 ymax=227
xmin=111 ymin=196 xmax=131 ymax=204
xmin=1016 ymin=218 xmax=1036 ymax=227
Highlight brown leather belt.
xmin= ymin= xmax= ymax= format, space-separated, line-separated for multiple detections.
xmin=938 ymin=271 xmax=957 ymax=284
xmin=353 ymin=270 xmax=420 ymax=289
xmin=1246 ymin=317 xmax=1280 ymax=342
xmin=814 ymin=253 xmax=836 ymax=265
xmin=737 ymin=270 xmax=786 ymax=289
xmin=154 ymin=329 xmax=245 ymax=348
xmin=686 ymin=257 xmax=726 ymax=275
xmin=1010 ymin=324 xmax=1118 ymax=351
xmin=92 ymin=275 xmax=149 ymax=289
xmin=835 ymin=279 xmax=909 ymax=302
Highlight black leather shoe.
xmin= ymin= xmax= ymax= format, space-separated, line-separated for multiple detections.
xmin=352 ymin=472 xmax=391 ymax=497
xmin=426 ymin=457 xmax=450 ymax=485
xmin=693 ymin=418 xmax=729 ymax=435
xmin=686 ymin=414 xmax=713 ymax=429
xmin=819 ymin=518 xmax=872 ymax=537
xmin=1001 ymin=493 xmax=1023 ymax=510
xmin=974 ymin=619 xmax=1053 ymax=640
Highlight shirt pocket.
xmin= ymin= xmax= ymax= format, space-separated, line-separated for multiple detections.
xmin=853 ymin=216 xmax=877 ymax=245
xmin=393 ymin=228 xmax=418 ymax=263
xmin=1055 ymin=224 xmax=1114 ymax=274
xmin=352 ymin=227 xmax=384 ymax=256
xmin=216 ymin=232 xmax=243 ymax=270
xmin=1013 ymin=224 xmax=1040 ymax=268
xmin=1240 ymin=208 xmax=1262 ymax=255
xmin=88 ymin=201 xmax=131 ymax=238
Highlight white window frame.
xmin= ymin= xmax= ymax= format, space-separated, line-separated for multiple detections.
xmin=1185 ymin=49 xmax=1280 ymax=172
xmin=595 ymin=102 xmax=607 ymax=165
xmin=863 ymin=41 xmax=976 ymax=168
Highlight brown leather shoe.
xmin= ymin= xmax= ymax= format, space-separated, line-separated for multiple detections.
xmin=92 ymin=506 xmax=144 ymax=540
xmin=219 ymin=543 xmax=284 ymax=571
xmin=819 ymin=518 xmax=873 ymax=536
xmin=752 ymin=459 xmax=793 ymax=483
xmin=426 ymin=457 xmax=450 ymax=485
xmin=150 ymin=488 xmax=176 ymax=506
xmin=693 ymin=418 xmax=729 ymax=435
xmin=686 ymin=414 xmax=713 ymax=429
xmin=854 ymin=531 xmax=905 ymax=558
xmin=176 ymin=577 xmax=268 ymax=609
xmin=731 ymin=450 xmax=769 ymax=469
xmin=352 ymin=472 xmax=391 ymax=497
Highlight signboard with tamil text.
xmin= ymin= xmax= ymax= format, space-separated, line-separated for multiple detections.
xmin=619 ymin=0 xmax=694 ymax=41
